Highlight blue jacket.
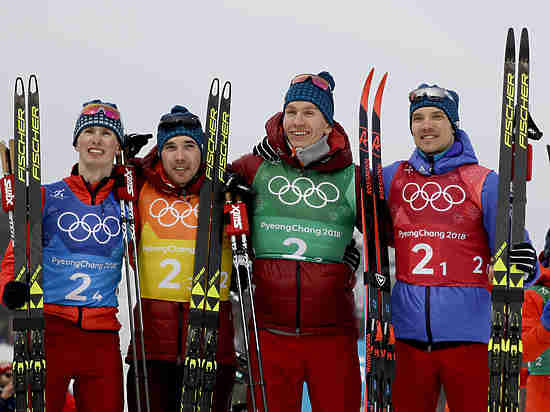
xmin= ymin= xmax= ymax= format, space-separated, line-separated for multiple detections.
xmin=383 ymin=129 xmax=538 ymax=344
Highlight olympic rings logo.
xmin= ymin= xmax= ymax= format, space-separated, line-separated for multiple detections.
xmin=149 ymin=198 xmax=198 ymax=228
xmin=268 ymin=176 xmax=340 ymax=209
xmin=57 ymin=212 xmax=121 ymax=244
xmin=402 ymin=181 xmax=466 ymax=212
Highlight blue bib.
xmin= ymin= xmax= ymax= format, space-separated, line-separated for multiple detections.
xmin=42 ymin=180 xmax=123 ymax=307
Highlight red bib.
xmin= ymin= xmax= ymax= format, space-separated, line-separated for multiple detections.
xmin=389 ymin=163 xmax=491 ymax=288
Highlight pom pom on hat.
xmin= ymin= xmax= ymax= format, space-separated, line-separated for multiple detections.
xmin=283 ymin=71 xmax=335 ymax=125
xmin=157 ymin=105 xmax=205 ymax=154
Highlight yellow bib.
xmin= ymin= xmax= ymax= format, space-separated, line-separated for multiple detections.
xmin=137 ymin=182 xmax=232 ymax=302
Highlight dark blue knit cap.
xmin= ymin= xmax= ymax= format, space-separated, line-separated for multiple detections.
xmin=283 ymin=71 xmax=335 ymax=125
xmin=409 ymin=84 xmax=460 ymax=130
xmin=73 ymin=99 xmax=124 ymax=146
xmin=157 ymin=105 xmax=205 ymax=154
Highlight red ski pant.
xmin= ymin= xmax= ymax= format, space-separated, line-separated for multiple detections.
xmin=45 ymin=315 xmax=123 ymax=412
xmin=392 ymin=340 xmax=488 ymax=412
xmin=126 ymin=360 xmax=235 ymax=412
xmin=525 ymin=375 xmax=550 ymax=411
xmin=248 ymin=330 xmax=361 ymax=412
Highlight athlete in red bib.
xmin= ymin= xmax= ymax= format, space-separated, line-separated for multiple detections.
xmin=384 ymin=84 xmax=538 ymax=412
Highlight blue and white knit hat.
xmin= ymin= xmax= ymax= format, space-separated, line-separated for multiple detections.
xmin=283 ymin=71 xmax=335 ymax=125
xmin=157 ymin=105 xmax=205 ymax=154
xmin=409 ymin=84 xmax=460 ymax=131
xmin=72 ymin=99 xmax=124 ymax=146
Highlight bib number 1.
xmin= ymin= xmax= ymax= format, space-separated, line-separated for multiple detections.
xmin=411 ymin=243 xmax=487 ymax=276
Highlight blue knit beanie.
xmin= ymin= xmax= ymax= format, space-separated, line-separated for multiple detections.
xmin=409 ymin=84 xmax=460 ymax=130
xmin=157 ymin=105 xmax=205 ymax=154
xmin=73 ymin=99 xmax=124 ymax=146
xmin=283 ymin=71 xmax=335 ymax=125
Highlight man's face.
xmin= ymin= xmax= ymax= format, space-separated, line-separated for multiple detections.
xmin=283 ymin=101 xmax=332 ymax=149
xmin=160 ymin=135 xmax=202 ymax=187
xmin=74 ymin=126 xmax=120 ymax=168
xmin=411 ymin=107 xmax=455 ymax=154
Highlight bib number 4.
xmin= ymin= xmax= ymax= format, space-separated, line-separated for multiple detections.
xmin=65 ymin=273 xmax=103 ymax=302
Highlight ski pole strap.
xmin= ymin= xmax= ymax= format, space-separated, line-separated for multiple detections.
xmin=0 ymin=175 xmax=14 ymax=212
xmin=113 ymin=165 xmax=137 ymax=201
xmin=224 ymin=201 xmax=250 ymax=236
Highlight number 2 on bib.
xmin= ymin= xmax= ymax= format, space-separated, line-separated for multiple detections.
xmin=411 ymin=243 xmax=487 ymax=276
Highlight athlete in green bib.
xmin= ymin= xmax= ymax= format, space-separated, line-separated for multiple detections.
xmin=232 ymin=71 xmax=363 ymax=412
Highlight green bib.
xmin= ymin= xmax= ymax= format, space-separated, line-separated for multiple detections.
xmin=528 ymin=285 xmax=550 ymax=375
xmin=251 ymin=162 xmax=355 ymax=264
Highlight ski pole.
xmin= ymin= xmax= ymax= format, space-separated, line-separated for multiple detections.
xmin=225 ymin=192 xmax=268 ymax=411
xmin=116 ymin=153 xmax=151 ymax=412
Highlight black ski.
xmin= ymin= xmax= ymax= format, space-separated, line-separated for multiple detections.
xmin=1 ymin=75 xmax=45 ymax=412
xmin=359 ymin=69 xmax=394 ymax=412
xmin=181 ymin=79 xmax=231 ymax=412
xmin=489 ymin=27 xmax=532 ymax=412
xmin=27 ymin=75 xmax=46 ymax=412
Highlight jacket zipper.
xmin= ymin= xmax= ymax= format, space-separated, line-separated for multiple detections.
xmin=425 ymin=286 xmax=433 ymax=351
xmin=296 ymin=262 xmax=301 ymax=334
xmin=177 ymin=303 xmax=184 ymax=365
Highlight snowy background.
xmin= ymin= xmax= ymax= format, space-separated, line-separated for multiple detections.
xmin=0 ymin=1 xmax=547 ymax=410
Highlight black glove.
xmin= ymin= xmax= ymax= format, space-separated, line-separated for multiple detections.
xmin=343 ymin=239 xmax=361 ymax=273
xmin=3 ymin=281 xmax=29 ymax=310
xmin=124 ymin=133 xmax=153 ymax=158
xmin=223 ymin=172 xmax=255 ymax=198
xmin=253 ymin=136 xmax=280 ymax=162
xmin=509 ymin=241 xmax=537 ymax=279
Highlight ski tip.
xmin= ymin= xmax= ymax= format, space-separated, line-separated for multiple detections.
xmin=360 ymin=69 xmax=375 ymax=110
xmin=505 ymin=28 xmax=516 ymax=61
xmin=15 ymin=77 xmax=24 ymax=97
xmin=222 ymin=81 xmax=231 ymax=100
xmin=521 ymin=27 xmax=529 ymax=39
xmin=519 ymin=28 xmax=529 ymax=60
xmin=28 ymin=75 xmax=39 ymax=94
xmin=374 ymin=73 xmax=389 ymax=106
xmin=209 ymin=78 xmax=220 ymax=97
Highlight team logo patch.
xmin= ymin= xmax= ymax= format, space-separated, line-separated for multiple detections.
xmin=148 ymin=198 xmax=198 ymax=228
xmin=402 ymin=181 xmax=466 ymax=212
xmin=268 ymin=176 xmax=340 ymax=209
xmin=57 ymin=212 xmax=121 ymax=244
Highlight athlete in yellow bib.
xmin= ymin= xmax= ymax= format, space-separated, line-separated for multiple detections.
xmin=125 ymin=105 xmax=236 ymax=412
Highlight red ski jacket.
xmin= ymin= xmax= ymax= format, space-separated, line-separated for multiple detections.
xmin=125 ymin=147 xmax=235 ymax=365
xmin=0 ymin=167 xmax=124 ymax=331
xmin=231 ymin=112 xmax=364 ymax=336
xmin=522 ymin=253 xmax=550 ymax=363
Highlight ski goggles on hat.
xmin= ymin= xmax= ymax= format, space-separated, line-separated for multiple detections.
xmin=291 ymin=74 xmax=332 ymax=91
xmin=81 ymin=103 xmax=121 ymax=120
xmin=408 ymin=86 xmax=456 ymax=105
xmin=0 ymin=364 xmax=12 ymax=375
xmin=159 ymin=112 xmax=202 ymax=129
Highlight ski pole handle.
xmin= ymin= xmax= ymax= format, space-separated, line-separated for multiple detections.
xmin=224 ymin=192 xmax=250 ymax=237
